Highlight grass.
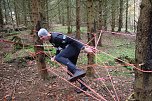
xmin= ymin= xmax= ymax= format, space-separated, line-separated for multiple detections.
xmin=3 ymin=45 xmax=35 ymax=62
xmin=4 ymin=53 xmax=13 ymax=62
xmin=4 ymin=25 xmax=135 ymax=70
xmin=107 ymin=45 xmax=135 ymax=58
xmin=96 ymin=36 xmax=135 ymax=65
xmin=51 ymin=25 xmax=135 ymax=68
xmin=78 ymin=43 xmax=135 ymax=67
xmin=52 ymin=25 xmax=87 ymax=34
xmin=52 ymin=25 xmax=135 ymax=34
xmin=110 ymin=70 xmax=133 ymax=77
xmin=10 ymin=31 xmax=20 ymax=34
xmin=52 ymin=26 xmax=68 ymax=33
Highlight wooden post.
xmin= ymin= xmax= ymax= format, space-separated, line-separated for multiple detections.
xmin=86 ymin=0 xmax=95 ymax=77
xmin=31 ymin=0 xmax=49 ymax=80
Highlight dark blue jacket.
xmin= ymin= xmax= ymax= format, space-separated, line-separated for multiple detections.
xmin=49 ymin=32 xmax=84 ymax=54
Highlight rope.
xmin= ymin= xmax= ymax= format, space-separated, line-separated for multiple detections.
xmin=95 ymin=29 xmax=103 ymax=48
xmin=47 ymin=68 xmax=101 ymax=101
xmin=97 ymin=50 xmax=152 ymax=73
xmin=2 ymin=31 xmax=152 ymax=100
xmin=1 ymin=31 xmax=151 ymax=73
xmin=94 ymin=51 xmax=120 ymax=101
xmin=2 ymin=35 xmax=152 ymax=73
xmin=94 ymin=31 xmax=120 ymax=101
xmin=105 ymin=65 xmax=120 ymax=101
xmin=32 ymin=48 xmax=126 ymax=101
xmin=29 ymin=51 xmax=105 ymax=100
xmin=93 ymin=67 xmax=118 ymax=101
xmin=43 ymin=42 xmax=108 ymax=101
xmin=2 ymin=49 xmax=101 ymax=101
xmin=0 ymin=39 xmax=54 ymax=47
xmin=62 ymin=65 xmax=107 ymax=101
xmin=28 ymin=51 xmax=102 ymax=100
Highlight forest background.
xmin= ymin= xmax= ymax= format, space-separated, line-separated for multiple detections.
xmin=1 ymin=0 xmax=151 ymax=101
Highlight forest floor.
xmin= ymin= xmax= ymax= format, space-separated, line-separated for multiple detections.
xmin=0 ymin=30 xmax=135 ymax=101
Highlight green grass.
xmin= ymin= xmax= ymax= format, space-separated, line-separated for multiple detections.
xmin=4 ymin=53 xmax=13 ymax=62
xmin=52 ymin=26 xmax=68 ymax=33
xmin=77 ymin=55 xmax=88 ymax=65
xmin=52 ymin=25 xmax=135 ymax=67
xmin=108 ymin=46 xmax=135 ymax=58
xmin=110 ymin=70 xmax=133 ymax=77
xmin=52 ymin=26 xmax=87 ymax=34
xmin=10 ymin=31 xmax=20 ymax=34
xmin=49 ymin=25 xmax=136 ymax=68
xmin=97 ymin=53 xmax=114 ymax=63
xmin=25 ymin=46 xmax=35 ymax=52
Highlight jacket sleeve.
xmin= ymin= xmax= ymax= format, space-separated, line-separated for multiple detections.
xmin=66 ymin=37 xmax=85 ymax=50
xmin=55 ymin=47 xmax=62 ymax=55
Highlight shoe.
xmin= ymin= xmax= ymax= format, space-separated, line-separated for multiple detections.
xmin=75 ymin=86 xmax=88 ymax=94
xmin=68 ymin=69 xmax=86 ymax=82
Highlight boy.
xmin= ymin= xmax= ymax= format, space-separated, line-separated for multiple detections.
xmin=38 ymin=28 xmax=93 ymax=93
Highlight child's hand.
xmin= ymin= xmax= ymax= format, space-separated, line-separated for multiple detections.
xmin=84 ymin=46 xmax=93 ymax=53
xmin=51 ymin=56 xmax=55 ymax=61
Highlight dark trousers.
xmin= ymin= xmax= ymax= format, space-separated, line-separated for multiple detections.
xmin=55 ymin=44 xmax=80 ymax=74
xmin=55 ymin=44 xmax=85 ymax=87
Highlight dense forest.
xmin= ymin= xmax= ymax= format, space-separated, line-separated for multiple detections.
xmin=0 ymin=0 xmax=140 ymax=33
xmin=1 ymin=0 xmax=152 ymax=101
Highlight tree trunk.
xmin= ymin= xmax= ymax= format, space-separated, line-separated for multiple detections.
xmin=40 ymin=0 xmax=48 ymax=28
xmin=58 ymin=0 xmax=61 ymax=24
xmin=62 ymin=15 xmax=65 ymax=26
xmin=31 ymin=0 xmax=49 ymax=80
xmin=97 ymin=0 xmax=103 ymax=46
xmin=7 ymin=0 xmax=15 ymax=29
xmin=61 ymin=1 xmax=65 ymax=26
xmin=134 ymin=0 xmax=136 ymax=32
xmin=22 ymin=0 xmax=27 ymax=27
xmin=2 ymin=0 xmax=8 ymax=25
xmin=118 ymin=0 xmax=123 ymax=32
xmin=28 ymin=0 xmax=32 ymax=27
xmin=14 ymin=0 xmax=20 ymax=27
xmin=67 ymin=0 xmax=72 ymax=34
xmin=125 ymin=0 xmax=129 ymax=32
xmin=103 ymin=0 xmax=107 ymax=30
xmin=135 ymin=0 xmax=152 ymax=100
xmin=46 ymin=0 xmax=49 ymax=28
xmin=111 ymin=0 xmax=116 ymax=32
xmin=0 ymin=0 xmax=4 ymax=28
xmin=87 ymin=0 xmax=95 ymax=77
xmin=76 ymin=0 xmax=81 ymax=39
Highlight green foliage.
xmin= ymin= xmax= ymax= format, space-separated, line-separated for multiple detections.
xmin=9 ymin=31 xmax=20 ymax=35
xmin=46 ymin=57 xmax=60 ymax=68
xmin=110 ymin=70 xmax=133 ymax=77
xmin=49 ymin=47 xmax=56 ymax=54
xmin=52 ymin=26 xmax=87 ymax=34
xmin=80 ymin=27 xmax=87 ymax=33
xmin=77 ymin=55 xmax=88 ymax=65
xmin=103 ymin=35 xmax=135 ymax=59
xmin=125 ymin=66 xmax=133 ymax=70
xmin=4 ymin=53 xmax=13 ymax=62
xmin=107 ymin=60 xmax=116 ymax=66
xmin=52 ymin=26 xmax=68 ymax=33
xmin=44 ymin=46 xmax=60 ymax=68
xmin=97 ymin=53 xmax=114 ymax=64
xmin=26 ymin=46 xmax=35 ymax=52
xmin=94 ymin=35 xmax=135 ymax=71
xmin=109 ymin=45 xmax=135 ymax=59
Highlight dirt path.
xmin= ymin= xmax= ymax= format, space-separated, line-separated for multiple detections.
xmin=0 ymin=31 xmax=134 ymax=101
